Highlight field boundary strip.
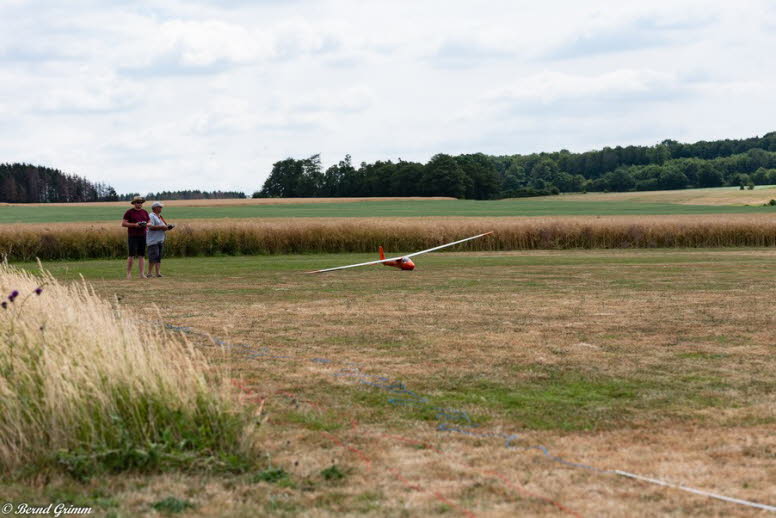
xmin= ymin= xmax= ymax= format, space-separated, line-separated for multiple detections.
xmin=162 ymin=322 xmax=776 ymax=514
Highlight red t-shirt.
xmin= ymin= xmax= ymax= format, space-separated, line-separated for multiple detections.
xmin=123 ymin=208 xmax=150 ymax=237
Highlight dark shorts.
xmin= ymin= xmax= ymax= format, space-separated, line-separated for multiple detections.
xmin=148 ymin=242 xmax=164 ymax=263
xmin=128 ymin=235 xmax=146 ymax=257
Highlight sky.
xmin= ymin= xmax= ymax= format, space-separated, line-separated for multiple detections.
xmin=1 ymin=0 xmax=774 ymax=194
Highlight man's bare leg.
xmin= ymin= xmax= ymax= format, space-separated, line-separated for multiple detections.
xmin=138 ymin=257 xmax=146 ymax=278
xmin=126 ymin=256 xmax=134 ymax=279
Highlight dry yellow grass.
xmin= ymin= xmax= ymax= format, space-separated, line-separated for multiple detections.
xmin=2 ymin=215 xmax=776 ymax=261
xmin=0 ymin=262 xmax=258 ymax=474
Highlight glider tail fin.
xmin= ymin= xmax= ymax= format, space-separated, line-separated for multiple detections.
xmin=379 ymin=246 xmax=385 ymax=260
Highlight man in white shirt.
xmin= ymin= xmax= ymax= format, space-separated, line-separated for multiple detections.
xmin=147 ymin=201 xmax=175 ymax=277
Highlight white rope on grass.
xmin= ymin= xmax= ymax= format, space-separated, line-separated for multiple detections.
xmin=614 ymin=470 xmax=776 ymax=512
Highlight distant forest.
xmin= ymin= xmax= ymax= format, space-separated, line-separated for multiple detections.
xmin=0 ymin=163 xmax=118 ymax=203
xmin=4 ymin=133 xmax=776 ymax=203
xmin=0 ymin=164 xmax=247 ymax=203
xmin=255 ymin=132 xmax=776 ymax=199
xmin=119 ymin=190 xmax=247 ymax=201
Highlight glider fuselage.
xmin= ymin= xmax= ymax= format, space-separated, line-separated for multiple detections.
xmin=378 ymin=246 xmax=415 ymax=270
xmin=382 ymin=257 xmax=415 ymax=270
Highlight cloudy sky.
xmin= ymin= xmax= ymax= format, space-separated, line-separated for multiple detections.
xmin=1 ymin=0 xmax=774 ymax=194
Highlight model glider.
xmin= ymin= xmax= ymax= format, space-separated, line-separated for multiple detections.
xmin=307 ymin=231 xmax=494 ymax=273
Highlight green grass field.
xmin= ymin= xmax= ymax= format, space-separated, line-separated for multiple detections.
xmin=8 ymin=250 xmax=774 ymax=516
xmin=20 ymin=248 xmax=776 ymax=279
xmin=2 ymin=198 xmax=775 ymax=224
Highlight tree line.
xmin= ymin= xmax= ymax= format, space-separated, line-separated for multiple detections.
xmin=0 ymin=164 xmax=248 ymax=203
xmin=255 ymin=132 xmax=776 ymax=199
xmin=119 ymin=190 xmax=247 ymax=201
xmin=0 ymin=163 xmax=118 ymax=203
xmin=3 ymin=132 xmax=776 ymax=203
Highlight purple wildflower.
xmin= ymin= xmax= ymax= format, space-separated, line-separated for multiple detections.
xmin=34 ymin=287 xmax=43 ymax=295
xmin=1 ymin=301 xmax=6 ymax=309
xmin=8 ymin=290 xmax=19 ymax=302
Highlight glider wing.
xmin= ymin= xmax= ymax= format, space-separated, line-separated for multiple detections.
xmin=306 ymin=255 xmax=407 ymax=274
xmin=404 ymin=231 xmax=494 ymax=258
xmin=306 ymin=231 xmax=493 ymax=273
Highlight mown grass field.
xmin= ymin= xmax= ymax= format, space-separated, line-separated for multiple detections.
xmin=5 ymin=250 xmax=775 ymax=517
xmin=2 ymin=186 xmax=776 ymax=224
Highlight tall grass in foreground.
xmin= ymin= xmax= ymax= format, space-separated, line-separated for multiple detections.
xmin=1 ymin=215 xmax=776 ymax=260
xmin=0 ymin=263 xmax=258 ymax=478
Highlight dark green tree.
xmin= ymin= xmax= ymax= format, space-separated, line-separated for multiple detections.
xmin=751 ymin=167 xmax=775 ymax=185
xmin=421 ymin=154 xmax=469 ymax=198
xmin=455 ymin=153 xmax=501 ymax=199
xmin=658 ymin=169 xmax=688 ymax=190
xmin=501 ymin=160 xmax=527 ymax=192
xmin=257 ymin=154 xmax=323 ymax=197
xmin=322 ymin=155 xmax=355 ymax=196
xmin=696 ymin=162 xmax=724 ymax=187
xmin=601 ymin=168 xmax=635 ymax=191
xmin=529 ymin=158 xmax=560 ymax=190
xmin=258 ymin=158 xmax=303 ymax=197
xmin=360 ymin=160 xmax=396 ymax=196
xmin=389 ymin=160 xmax=425 ymax=196
xmin=296 ymin=154 xmax=324 ymax=196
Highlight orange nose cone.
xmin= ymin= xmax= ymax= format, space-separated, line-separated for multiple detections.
xmin=401 ymin=260 xmax=415 ymax=270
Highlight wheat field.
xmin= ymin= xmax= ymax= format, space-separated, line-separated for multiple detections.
xmin=1 ymin=215 xmax=775 ymax=261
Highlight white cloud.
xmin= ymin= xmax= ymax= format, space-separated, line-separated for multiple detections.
xmin=119 ymin=19 xmax=274 ymax=72
xmin=545 ymin=8 xmax=717 ymax=60
xmin=429 ymin=38 xmax=517 ymax=69
xmin=37 ymin=68 xmax=144 ymax=113
xmin=291 ymin=86 xmax=375 ymax=114
xmin=482 ymin=69 xmax=683 ymax=107
xmin=188 ymin=104 xmax=257 ymax=136
xmin=272 ymin=20 xmax=346 ymax=60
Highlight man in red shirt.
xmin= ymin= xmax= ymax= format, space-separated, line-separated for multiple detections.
xmin=122 ymin=196 xmax=150 ymax=279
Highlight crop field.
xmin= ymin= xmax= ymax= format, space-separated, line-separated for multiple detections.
xmin=545 ymin=185 xmax=776 ymax=206
xmin=4 ymin=249 xmax=775 ymax=517
xmin=3 ymin=214 xmax=776 ymax=262
xmin=2 ymin=187 xmax=776 ymax=224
